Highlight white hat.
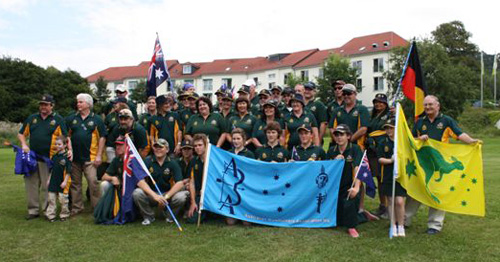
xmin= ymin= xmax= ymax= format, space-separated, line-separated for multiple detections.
xmin=115 ymin=84 xmax=127 ymax=93
xmin=243 ymin=79 xmax=256 ymax=87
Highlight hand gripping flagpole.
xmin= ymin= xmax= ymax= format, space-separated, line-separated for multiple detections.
xmin=389 ymin=103 xmax=401 ymax=239
xmin=391 ymin=40 xmax=415 ymax=107
xmin=197 ymin=138 xmax=212 ymax=228
xmin=346 ymin=150 xmax=367 ymax=201
xmin=126 ymin=136 xmax=183 ymax=232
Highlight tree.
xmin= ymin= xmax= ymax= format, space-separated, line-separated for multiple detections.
xmin=316 ymin=53 xmax=358 ymax=104
xmin=129 ymin=80 xmax=147 ymax=104
xmin=92 ymin=76 xmax=110 ymax=115
xmin=284 ymin=72 xmax=303 ymax=89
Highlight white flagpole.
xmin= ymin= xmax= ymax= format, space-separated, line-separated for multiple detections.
xmin=481 ymin=52 xmax=484 ymax=108
xmin=390 ymin=103 xmax=401 ymax=239
xmin=346 ymin=150 xmax=367 ymax=201
xmin=493 ymin=53 xmax=497 ymax=106
xmin=197 ymin=138 xmax=212 ymax=227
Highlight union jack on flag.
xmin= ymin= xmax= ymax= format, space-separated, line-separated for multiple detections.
xmin=146 ymin=35 xmax=171 ymax=97
xmin=356 ymin=150 xmax=377 ymax=198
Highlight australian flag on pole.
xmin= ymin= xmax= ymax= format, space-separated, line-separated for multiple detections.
xmin=356 ymin=150 xmax=376 ymax=198
xmin=146 ymin=35 xmax=171 ymax=97
xmin=112 ymin=137 xmax=148 ymax=224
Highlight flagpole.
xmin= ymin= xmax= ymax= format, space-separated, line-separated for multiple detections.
xmin=126 ymin=136 xmax=183 ymax=231
xmin=481 ymin=52 xmax=484 ymax=108
xmin=197 ymin=138 xmax=212 ymax=228
xmin=494 ymin=52 xmax=497 ymax=106
xmin=390 ymin=103 xmax=401 ymax=239
xmin=391 ymin=40 xmax=415 ymax=107
xmin=346 ymin=150 xmax=367 ymax=201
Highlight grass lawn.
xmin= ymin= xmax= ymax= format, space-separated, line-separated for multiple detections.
xmin=0 ymin=138 xmax=499 ymax=261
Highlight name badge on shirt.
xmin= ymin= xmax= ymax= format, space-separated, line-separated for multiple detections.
xmin=353 ymin=111 xmax=359 ymax=117
xmin=437 ymin=122 xmax=444 ymax=130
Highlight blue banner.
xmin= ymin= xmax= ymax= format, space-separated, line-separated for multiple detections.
xmin=201 ymin=146 xmax=345 ymax=228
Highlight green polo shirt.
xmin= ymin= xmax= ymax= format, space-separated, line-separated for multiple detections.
xmin=150 ymin=111 xmax=182 ymax=150
xmin=104 ymin=112 xmax=120 ymax=133
xmin=367 ymin=109 xmax=391 ymax=151
xmin=326 ymin=143 xmax=362 ymax=195
xmin=255 ymin=144 xmax=289 ymax=162
xmin=138 ymin=112 xmax=156 ymax=134
xmin=305 ymin=99 xmax=328 ymax=124
xmin=106 ymin=123 xmax=148 ymax=150
xmin=186 ymin=113 xmax=227 ymax=145
xmin=229 ymin=147 xmax=255 ymax=159
xmin=102 ymin=101 xmax=138 ymax=119
xmin=48 ymin=152 xmax=71 ymax=193
xmin=106 ymin=156 xmax=124 ymax=179
xmin=412 ymin=113 xmax=463 ymax=142
xmin=279 ymin=106 xmax=292 ymax=120
xmin=252 ymin=118 xmax=285 ymax=145
xmin=176 ymin=157 xmax=192 ymax=180
xmin=190 ymin=156 xmax=204 ymax=193
xmin=250 ymin=96 xmax=260 ymax=107
xmin=376 ymin=136 xmax=394 ymax=184
xmin=65 ymin=112 xmax=107 ymax=163
xmin=145 ymin=156 xmax=182 ymax=193
xmin=284 ymin=111 xmax=318 ymax=148
xmin=220 ymin=109 xmax=237 ymax=150
xmin=19 ymin=112 xmax=68 ymax=158
xmin=228 ymin=113 xmax=257 ymax=140
xmin=179 ymin=108 xmax=197 ymax=128
xmin=327 ymin=100 xmax=343 ymax=124
xmin=329 ymin=102 xmax=370 ymax=134
xmin=295 ymin=144 xmax=325 ymax=161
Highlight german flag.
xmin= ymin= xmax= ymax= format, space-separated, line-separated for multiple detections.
xmin=401 ymin=41 xmax=427 ymax=119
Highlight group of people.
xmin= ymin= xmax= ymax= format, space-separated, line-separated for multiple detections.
xmin=17 ymin=78 xmax=479 ymax=238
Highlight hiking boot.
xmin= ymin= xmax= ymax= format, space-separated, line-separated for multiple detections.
xmin=347 ymin=228 xmax=359 ymax=238
xmin=141 ymin=217 xmax=155 ymax=226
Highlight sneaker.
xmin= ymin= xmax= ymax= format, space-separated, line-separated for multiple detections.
xmin=49 ymin=218 xmax=56 ymax=223
xmin=380 ymin=212 xmax=389 ymax=220
xmin=347 ymin=228 xmax=359 ymax=238
xmin=391 ymin=225 xmax=398 ymax=237
xmin=363 ymin=210 xmax=380 ymax=221
xmin=165 ymin=217 xmax=174 ymax=223
xmin=398 ymin=226 xmax=406 ymax=237
xmin=141 ymin=217 xmax=155 ymax=226
xmin=426 ymin=228 xmax=440 ymax=235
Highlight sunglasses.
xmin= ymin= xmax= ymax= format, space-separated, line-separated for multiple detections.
xmin=335 ymin=87 xmax=343 ymax=90
xmin=342 ymin=92 xmax=354 ymax=96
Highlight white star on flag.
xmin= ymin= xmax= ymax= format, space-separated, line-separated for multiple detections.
xmin=363 ymin=173 xmax=368 ymax=178
xmin=155 ymin=68 xmax=164 ymax=79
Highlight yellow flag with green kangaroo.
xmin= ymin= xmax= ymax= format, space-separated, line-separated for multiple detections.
xmin=395 ymin=104 xmax=485 ymax=216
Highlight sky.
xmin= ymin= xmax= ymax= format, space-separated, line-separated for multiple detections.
xmin=0 ymin=0 xmax=498 ymax=77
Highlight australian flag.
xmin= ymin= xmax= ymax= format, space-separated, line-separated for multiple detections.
xmin=146 ymin=35 xmax=171 ymax=97
xmin=291 ymin=146 xmax=300 ymax=161
xmin=113 ymin=137 xmax=148 ymax=224
xmin=356 ymin=150 xmax=376 ymax=198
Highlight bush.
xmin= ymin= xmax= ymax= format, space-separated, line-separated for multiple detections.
xmin=0 ymin=121 xmax=21 ymax=147
xmin=458 ymin=107 xmax=500 ymax=137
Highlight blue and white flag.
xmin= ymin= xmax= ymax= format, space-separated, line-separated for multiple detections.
xmin=356 ymin=150 xmax=376 ymax=198
xmin=200 ymin=145 xmax=344 ymax=228
xmin=147 ymin=34 xmax=171 ymax=97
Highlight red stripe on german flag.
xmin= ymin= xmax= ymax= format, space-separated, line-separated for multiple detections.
xmin=401 ymin=41 xmax=427 ymax=119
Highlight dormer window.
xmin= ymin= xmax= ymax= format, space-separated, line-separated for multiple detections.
xmin=183 ymin=65 xmax=192 ymax=75
xmin=383 ymin=41 xmax=390 ymax=47
xmin=372 ymin=43 xmax=378 ymax=48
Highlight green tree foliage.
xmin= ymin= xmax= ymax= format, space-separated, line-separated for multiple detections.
xmin=431 ymin=21 xmax=478 ymax=60
xmin=92 ymin=76 xmax=110 ymax=115
xmin=284 ymin=73 xmax=303 ymax=89
xmin=129 ymin=80 xmax=147 ymax=103
xmin=316 ymin=53 xmax=358 ymax=103
xmin=0 ymin=56 xmax=91 ymax=122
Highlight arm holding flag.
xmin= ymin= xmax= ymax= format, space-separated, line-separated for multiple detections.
xmin=136 ymin=180 xmax=168 ymax=207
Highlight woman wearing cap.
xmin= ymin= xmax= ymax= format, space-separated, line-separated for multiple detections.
xmin=367 ymin=93 xmax=391 ymax=217
xmin=326 ymin=124 xmax=363 ymax=238
xmin=377 ymin=118 xmax=406 ymax=237
xmin=284 ymin=94 xmax=319 ymax=149
xmin=185 ymin=97 xmax=227 ymax=147
xmin=251 ymin=89 xmax=271 ymax=117
xmin=255 ymin=122 xmax=289 ymax=162
xmin=226 ymin=98 xmax=256 ymax=151
xmin=252 ymin=100 xmax=285 ymax=148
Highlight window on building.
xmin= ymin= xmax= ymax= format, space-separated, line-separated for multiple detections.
xmin=222 ymin=78 xmax=232 ymax=88
xmin=203 ymin=93 xmax=212 ymax=100
xmin=268 ymin=73 xmax=276 ymax=80
xmin=352 ymin=60 xmax=362 ymax=75
xmin=268 ymin=82 xmax=276 ymax=89
xmin=284 ymin=73 xmax=290 ymax=85
xmin=203 ymin=79 xmax=213 ymax=91
xmin=183 ymin=65 xmax=192 ymax=75
xmin=128 ymin=80 xmax=138 ymax=90
xmin=253 ymin=77 xmax=259 ymax=86
xmin=356 ymin=78 xmax=363 ymax=91
xmin=301 ymin=70 xmax=309 ymax=81
xmin=318 ymin=68 xmax=324 ymax=79
xmin=374 ymin=77 xmax=384 ymax=91
xmin=373 ymin=58 xmax=384 ymax=73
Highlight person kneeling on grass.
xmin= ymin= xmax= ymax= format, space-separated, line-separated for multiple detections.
xmin=377 ymin=118 xmax=407 ymax=237
xmin=326 ymin=124 xmax=363 ymax=238
xmin=46 ymin=136 xmax=71 ymax=222
xmin=99 ymin=137 xmax=167 ymax=221
xmin=133 ymin=138 xmax=188 ymax=226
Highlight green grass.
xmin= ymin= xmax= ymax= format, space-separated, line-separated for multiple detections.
xmin=1 ymin=138 xmax=499 ymax=261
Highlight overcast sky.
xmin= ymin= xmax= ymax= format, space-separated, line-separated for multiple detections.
xmin=0 ymin=0 xmax=497 ymax=77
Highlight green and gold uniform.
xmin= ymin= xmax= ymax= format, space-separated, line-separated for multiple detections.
xmin=326 ymin=100 xmax=343 ymax=124
xmin=48 ymin=152 xmax=71 ymax=194
xmin=284 ymin=111 xmax=318 ymax=149
xmin=295 ymin=144 xmax=325 ymax=161
xmin=251 ymin=118 xmax=285 ymax=146
xmin=367 ymin=108 xmax=391 ymax=151
xmin=186 ymin=113 xmax=227 ymax=145
xmin=102 ymin=100 xmax=138 ymax=119
xmin=150 ymin=111 xmax=182 ymax=151
xmin=19 ymin=112 xmax=68 ymax=158
xmin=106 ymin=123 xmax=148 ymax=150
xmin=329 ymin=102 xmax=369 ymax=149
xmin=176 ymin=157 xmax=192 ymax=180
xmin=220 ymin=109 xmax=236 ymax=150
xmin=104 ymin=112 xmax=120 ymax=134
xmin=228 ymin=113 xmax=257 ymax=140
xmin=326 ymin=142 xmax=363 ymax=228
xmin=229 ymin=147 xmax=255 ymax=159
xmin=412 ymin=113 xmax=463 ymax=142
xmin=376 ymin=136 xmax=406 ymax=196
xmin=179 ymin=108 xmax=197 ymax=130
xmin=145 ymin=156 xmax=183 ymax=193
xmin=65 ymin=112 xmax=107 ymax=163
xmin=189 ymin=156 xmax=204 ymax=193
xmin=255 ymin=144 xmax=289 ymax=162
xmin=305 ymin=100 xmax=328 ymax=125
xmin=105 ymin=157 xmax=124 ymax=180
